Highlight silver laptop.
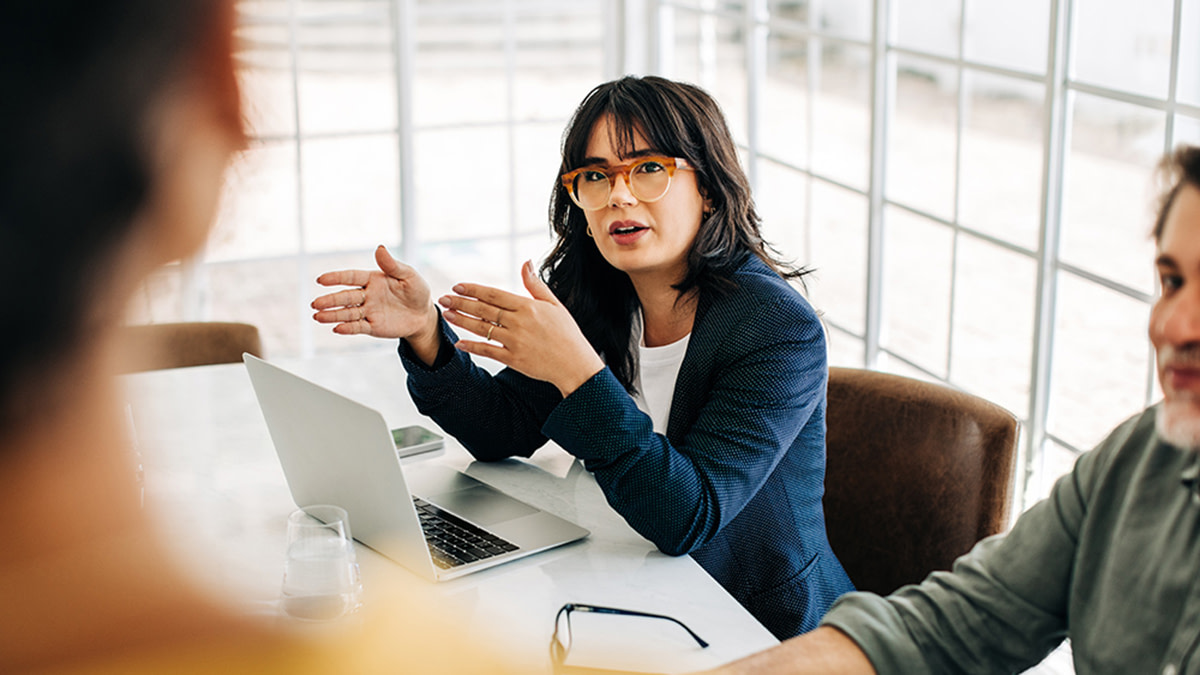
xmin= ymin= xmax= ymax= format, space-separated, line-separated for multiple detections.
xmin=243 ymin=354 xmax=589 ymax=581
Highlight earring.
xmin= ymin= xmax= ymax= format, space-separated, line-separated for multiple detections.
xmin=586 ymin=225 xmax=593 ymax=237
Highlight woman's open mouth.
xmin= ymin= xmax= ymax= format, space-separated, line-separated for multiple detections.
xmin=609 ymin=220 xmax=648 ymax=244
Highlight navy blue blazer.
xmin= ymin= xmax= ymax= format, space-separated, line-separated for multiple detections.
xmin=400 ymin=254 xmax=854 ymax=638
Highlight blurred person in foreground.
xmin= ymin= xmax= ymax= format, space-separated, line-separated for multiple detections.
xmin=695 ymin=144 xmax=1200 ymax=674
xmin=0 ymin=2 xmax=512 ymax=673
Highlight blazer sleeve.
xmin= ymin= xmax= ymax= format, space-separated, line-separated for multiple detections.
xmin=542 ymin=291 xmax=827 ymax=556
xmin=399 ymin=316 xmax=563 ymax=460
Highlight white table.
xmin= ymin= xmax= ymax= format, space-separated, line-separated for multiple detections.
xmin=123 ymin=350 xmax=778 ymax=673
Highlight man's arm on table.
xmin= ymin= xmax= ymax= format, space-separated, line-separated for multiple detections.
xmin=698 ymin=626 xmax=875 ymax=675
xmin=701 ymin=409 xmax=1137 ymax=675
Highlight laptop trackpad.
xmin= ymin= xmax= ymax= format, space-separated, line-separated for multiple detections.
xmin=431 ymin=485 xmax=539 ymax=527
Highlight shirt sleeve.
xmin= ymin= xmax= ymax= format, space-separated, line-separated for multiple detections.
xmin=820 ymin=412 xmax=1142 ymax=675
xmin=399 ymin=316 xmax=563 ymax=460
xmin=542 ymin=293 xmax=827 ymax=556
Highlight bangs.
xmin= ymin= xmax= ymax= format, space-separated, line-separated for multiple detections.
xmin=600 ymin=110 xmax=646 ymax=159
xmin=565 ymin=81 xmax=691 ymax=169
xmin=603 ymin=91 xmax=689 ymax=159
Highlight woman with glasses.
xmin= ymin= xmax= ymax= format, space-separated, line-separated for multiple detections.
xmin=314 ymin=75 xmax=855 ymax=639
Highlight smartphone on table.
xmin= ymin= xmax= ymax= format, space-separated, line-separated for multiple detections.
xmin=390 ymin=424 xmax=444 ymax=458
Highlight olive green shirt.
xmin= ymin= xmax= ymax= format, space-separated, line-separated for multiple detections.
xmin=823 ymin=406 xmax=1200 ymax=675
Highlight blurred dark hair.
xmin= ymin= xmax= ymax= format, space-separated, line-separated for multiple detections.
xmin=1154 ymin=145 xmax=1200 ymax=242
xmin=0 ymin=0 xmax=242 ymax=430
xmin=543 ymin=75 xmax=809 ymax=391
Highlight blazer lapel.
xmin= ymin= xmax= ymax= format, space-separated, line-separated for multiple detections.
xmin=666 ymin=287 xmax=718 ymax=443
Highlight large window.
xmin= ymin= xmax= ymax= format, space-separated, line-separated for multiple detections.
xmin=652 ymin=0 xmax=1200 ymax=512
xmin=130 ymin=0 xmax=609 ymax=357
xmin=131 ymin=0 xmax=1200 ymax=517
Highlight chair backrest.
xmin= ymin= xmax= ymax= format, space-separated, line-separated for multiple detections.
xmin=823 ymin=367 xmax=1019 ymax=596
xmin=120 ymin=321 xmax=264 ymax=373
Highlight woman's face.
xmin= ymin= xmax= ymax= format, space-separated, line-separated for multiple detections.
xmin=580 ymin=115 xmax=708 ymax=289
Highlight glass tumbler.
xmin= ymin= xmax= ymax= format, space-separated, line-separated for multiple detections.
xmin=280 ymin=504 xmax=362 ymax=621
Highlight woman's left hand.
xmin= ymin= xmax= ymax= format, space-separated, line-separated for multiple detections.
xmin=439 ymin=261 xmax=605 ymax=397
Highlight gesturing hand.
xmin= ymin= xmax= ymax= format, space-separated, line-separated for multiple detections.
xmin=439 ymin=261 xmax=605 ymax=397
xmin=311 ymin=246 xmax=439 ymax=354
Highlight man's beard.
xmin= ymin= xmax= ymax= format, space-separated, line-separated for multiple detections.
xmin=1157 ymin=395 xmax=1200 ymax=450
xmin=1157 ymin=344 xmax=1200 ymax=450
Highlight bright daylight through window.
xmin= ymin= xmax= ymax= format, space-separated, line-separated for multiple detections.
xmin=129 ymin=0 xmax=1200 ymax=529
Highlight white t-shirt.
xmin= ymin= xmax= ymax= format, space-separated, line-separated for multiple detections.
xmin=630 ymin=311 xmax=690 ymax=435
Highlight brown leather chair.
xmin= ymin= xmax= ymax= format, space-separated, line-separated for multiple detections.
xmin=119 ymin=321 xmax=264 ymax=373
xmin=823 ymin=366 xmax=1019 ymax=596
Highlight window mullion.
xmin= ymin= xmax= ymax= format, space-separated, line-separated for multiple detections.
xmin=1025 ymin=0 xmax=1074 ymax=509
xmin=864 ymin=0 xmax=893 ymax=368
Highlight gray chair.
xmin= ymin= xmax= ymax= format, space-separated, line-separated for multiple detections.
xmin=823 ymin=367 xmax=1020 ymax=596
xmin=120 ymin=321 xmax=263 ymax=373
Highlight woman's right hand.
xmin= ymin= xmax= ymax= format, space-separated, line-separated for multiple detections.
xmin=312 ymin=245 xmax=440 ymax=360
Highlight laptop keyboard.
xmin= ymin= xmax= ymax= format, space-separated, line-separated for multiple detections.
xmin=412 ymin=497 xmax=520 ymax=569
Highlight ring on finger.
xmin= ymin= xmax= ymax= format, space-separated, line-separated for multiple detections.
xmin=486 ymin=324 xmax=496 ymax=341
xmin=495 ymin=308 xmax=505 ymax=326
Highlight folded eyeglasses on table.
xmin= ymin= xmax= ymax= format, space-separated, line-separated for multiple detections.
xmin=550 ymin=603 xmax=709 ymax=674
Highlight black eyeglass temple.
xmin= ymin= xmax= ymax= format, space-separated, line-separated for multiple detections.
xmin=560 ymin=603 xmax=709 ymax=648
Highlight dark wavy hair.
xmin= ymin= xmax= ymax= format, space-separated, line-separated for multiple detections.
xmin=1154 ymin=145 xmax=1200 ymax=242
xmin=543 ymin=75 xmax=810 ymax=391
xmin=0 ymin=0 xmax=242 ymax=432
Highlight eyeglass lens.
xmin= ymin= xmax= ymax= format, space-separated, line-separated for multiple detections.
xmin=570 ymin=159 xmax=673 ymax=209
